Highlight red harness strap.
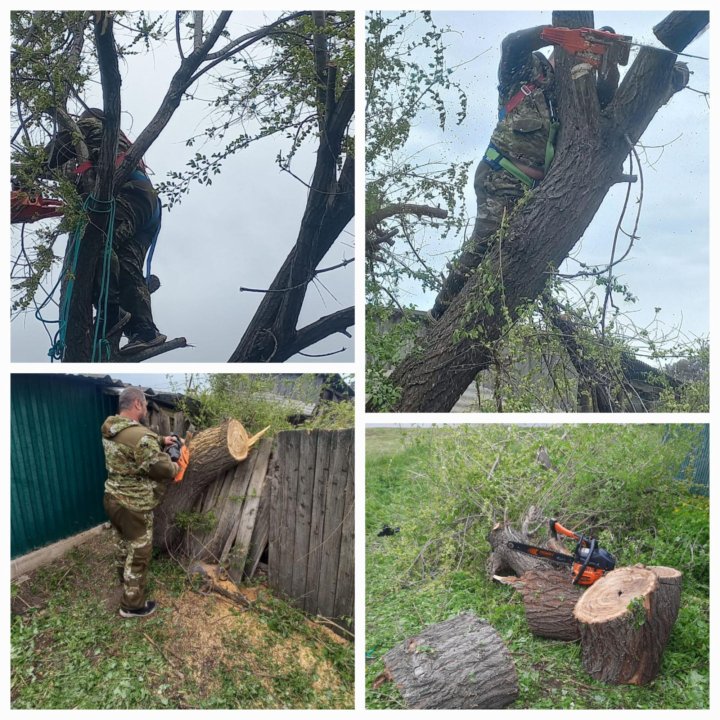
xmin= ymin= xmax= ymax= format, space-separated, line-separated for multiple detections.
xmin=75 ymin=151 xmax=147 ymax=177
xmin=501 ymin=83 xmax=538 ymax=118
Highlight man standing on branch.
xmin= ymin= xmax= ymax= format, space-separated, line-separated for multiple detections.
xmin=47 ymin=108 xmax=166 ymax=354
xmin=430 ymin=24 xmax=623 ymax=320
xmin=101 ymin=386 xmax=187 ymax=618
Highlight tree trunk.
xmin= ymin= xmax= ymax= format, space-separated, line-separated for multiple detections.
xmin=372 ymin=10 xmax=705 ymax=412
xmin=153 ymin=419 xmax=267 ymax=549
xmin=574 ymin=564 xmax=682 ymax=685
xmin=512 ymin=569 xmax=583 ymax=640
xmin=487 ymin=523 xmax=571 ymax=578
xmin=382 ymin=612 xmax=518 ymax=709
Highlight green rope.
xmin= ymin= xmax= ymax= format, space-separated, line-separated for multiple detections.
xmin=90 ymin=195 xmax=116 ymax=363
xmin=49 ymin=194 xmax=116 ymax=362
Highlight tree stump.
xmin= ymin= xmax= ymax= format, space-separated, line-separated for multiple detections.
xmin=574 ymin=564 xmax=682 ymax=685
xmin=153 ymin=419 xmax=268 ymax=549
xmin=381 ymin=612 xmax=518 ymax=709
xmin=510 ymin=569 xmax=583 ymax=640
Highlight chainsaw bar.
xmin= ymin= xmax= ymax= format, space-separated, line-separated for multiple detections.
xmin=506 ymin=541 xmax=574 ymax=566
xmin=623 ymin=41 xmax=708 ymax=62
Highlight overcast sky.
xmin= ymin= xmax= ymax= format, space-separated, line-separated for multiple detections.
xmin=381 ymin=10 xmax=709 ymax=354
xmin=11 ymin=11 xmax=355 ymax=363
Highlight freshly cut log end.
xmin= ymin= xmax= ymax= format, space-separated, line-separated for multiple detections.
xmin=382 ymin=612 xmax=518 ymax=709
xmin=574 ymin=565 xmax=682 ymax=685
xmin=515 ymin=569 xmax=583 ymax=641
xmin=188 ymin=418 xmax=268 ymax=466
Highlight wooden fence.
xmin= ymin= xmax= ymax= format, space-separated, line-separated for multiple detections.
xmin=186 ymin=428 xmax=354 ymax=626
xmin=269 ymin=428 xmax=354 ymax=625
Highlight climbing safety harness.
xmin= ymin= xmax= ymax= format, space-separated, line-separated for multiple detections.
xmin=487 ymin=62 xmax=560 ymax=187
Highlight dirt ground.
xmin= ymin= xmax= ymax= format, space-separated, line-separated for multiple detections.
xmin=12 ymin=527 xmax=353 ymax=709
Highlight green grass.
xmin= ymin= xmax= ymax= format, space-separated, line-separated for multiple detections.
xmin=365 ymin=427 xmax=709 ymax=709
xmin=11 ymin=535 xmax=354 ymax=709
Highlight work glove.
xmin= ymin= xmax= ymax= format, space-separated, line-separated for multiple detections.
xmin=174 ymin=444 xmax=190 ymax=483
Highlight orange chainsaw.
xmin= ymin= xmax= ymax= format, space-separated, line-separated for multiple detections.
xmin=11 ymin=190 xmax=64 ymax=224
xmin=541 ymin=27 xmax=632 ymax=74
xmin=506 ymin=518 xmax=616 ymax=586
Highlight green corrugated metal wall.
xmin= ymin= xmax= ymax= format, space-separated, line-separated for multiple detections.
xmin=11 ymin=375 xmax=117 ymax=558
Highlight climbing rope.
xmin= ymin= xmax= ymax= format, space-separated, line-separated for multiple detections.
xmin=90 ymin=196 xmax=116 ymax=363
xmin=48 ymin=194 xmax=116 ymax=362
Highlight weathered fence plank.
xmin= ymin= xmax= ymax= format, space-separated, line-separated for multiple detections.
xmin=335 ymin=431 xmax=355 ymax=622
xmin=226 ymin=437 xmax=273 ymax=582
xmin=316 ymin=429 xmax=352 ymax=618
xmin=188 ymin=455 xmax=255 ymax=560
xmin=246 ymin=464 xmax=272 ymax=578
xmin=304 ymin=429 xmax=333 ymax=614
xmin=291 ymin=431 xmax=317 ymax=606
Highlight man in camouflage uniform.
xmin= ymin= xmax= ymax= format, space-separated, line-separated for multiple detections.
xmin=430 ymin=25 xmax=620 ymax=319
xmin=102 ymin=386 xmax=178 ymax=618
xmin=47 ymin=108 xmax=166 ymax=354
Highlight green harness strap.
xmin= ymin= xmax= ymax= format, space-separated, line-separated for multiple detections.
xmin=545 ymin=121 xmax=560 ymax=173
xmin=484 ymin=146 xmax=535 ymax=188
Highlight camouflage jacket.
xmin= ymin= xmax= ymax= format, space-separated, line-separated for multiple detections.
xmin=489 ymin=42 xmax=556 ymax=171
xmin=46 ymin=117 xmax=156 ymax=200
xmin=101 ymin=416 xmax=178 ymax=512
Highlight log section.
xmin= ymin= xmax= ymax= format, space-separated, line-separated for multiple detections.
xmin=382 ymin=612 xmax=518 ymax=709
xmin=574 ymin=564 xmax=682 ymax=685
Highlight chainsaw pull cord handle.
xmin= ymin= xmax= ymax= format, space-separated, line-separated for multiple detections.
xmin=573 ymin=537 xmax=596 ymax=585
xmin=550 ymin=519 xmax=580 ymax=542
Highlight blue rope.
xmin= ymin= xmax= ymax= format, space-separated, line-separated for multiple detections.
xmin=48 ymin=213 xmax=87 ymax=361
xmin=144 ymin=198 xmax=162 ymax=283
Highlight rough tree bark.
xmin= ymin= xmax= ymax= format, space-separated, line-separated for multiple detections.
xmin=498 ymin=569 xmax=583 ymax=640
xmin=371 ymin=10 xmax=706 ymax=411
xmin=574 ymin=564 xmax=683 ymax=685
xmin=61 ymin=12 xmax=121 ymax=361
xmin=487 ymin=522 xmax=572 ymax=577
xmin=381 ymin=612 xmax=519 ymax=709
xmin=153 ymin=419 xmax=267 ymax=549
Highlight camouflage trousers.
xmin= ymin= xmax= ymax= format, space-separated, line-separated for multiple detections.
xmin=90 ymin=180 xmax=160 ymax=339
xmin=103 ymin=493 xmax=154 ymax=611
xmin=430 ymin=161 xmax=527 ymax=319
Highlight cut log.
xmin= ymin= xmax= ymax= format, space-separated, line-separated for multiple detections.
xmin=513 ymin=569 xmax=583 ymax=641
xmin=487 ymin=522 xmax=571 ymax=578
xmin=153 ymin=419 xmax=268 ymax=549
xmin=381 ymin=612 xmax=518 ymax=709
xmin=653 ymin=11 xmax=709 ymax=52
xmin=574 ymin=564 xmax=682 ymax=685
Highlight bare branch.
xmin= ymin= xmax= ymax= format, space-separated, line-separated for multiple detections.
xmin=366 ymin=203 xmax=448 ymax=229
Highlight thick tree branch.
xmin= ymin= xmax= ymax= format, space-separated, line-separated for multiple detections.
xmin=367 ymin=203 xmax=448 ymax=229
xmin=282 ymin=307 xmax=355 ymax=360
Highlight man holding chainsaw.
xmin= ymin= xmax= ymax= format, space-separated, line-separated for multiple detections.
xmin=46 ymin=108 xmax=166 ymax=354
xmin=430 ymin=25 xmax=622 ymax=319
xmin=101 ymin=386 xmax=188 ymax=618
